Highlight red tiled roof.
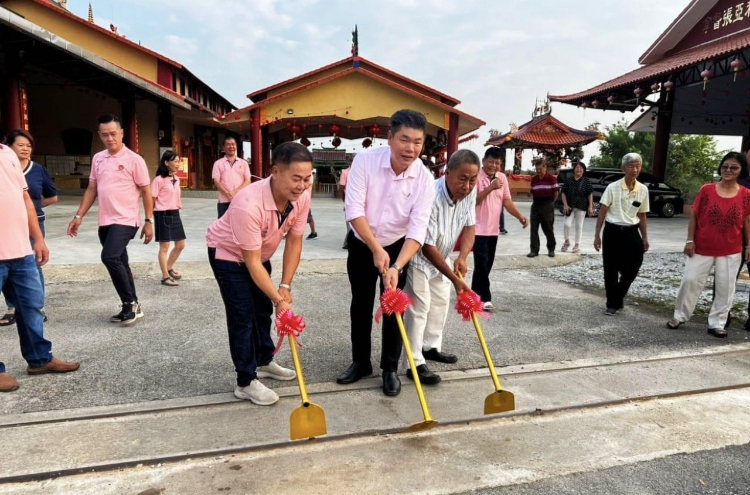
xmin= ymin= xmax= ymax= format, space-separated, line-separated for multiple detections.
xmin=230 ymin=67 xmax=485 ymax=128
xmin=18 ymin=0 xmax=236 ymax=109
xmin=486 ymin=114 xmax=602 ymax=148
xmin=247 ymin=56 xmax=460 ymax=106
xmin=550 ymin=29 xmax=750 ymax=104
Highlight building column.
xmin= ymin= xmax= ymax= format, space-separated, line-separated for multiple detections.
xmin=447 ymin=112 xmax=459 ymax=159
xmin=1 ymin=76 xmax=23 ymax=133
xmin=249 ymin=108 xmax=262 ymax=180
xmin=651 ymin=91 xmax=674 ymax=181
xmin=121 ymin=96 xmax=139 ymax=153
xmin=261 ymin=124 xmax=271 ymax=177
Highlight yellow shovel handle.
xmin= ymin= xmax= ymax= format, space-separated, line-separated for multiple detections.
xmin=395 ymin=313 xmax=434 ymax=422
xmin=288 ymin=335 xmax=310 ymax=405
xmin=457 ymin=273 xmax=503 ymax=392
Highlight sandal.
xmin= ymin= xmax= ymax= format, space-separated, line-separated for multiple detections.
xmin=572 ymin=245 xmax=580 ymax=254
xmin=561 ymin=240 xmax=570 ymax=252
xmin=666 ymin=319 xmax=683 ymax=329
xmin=161 ymin=277 xmax=179 ymax=287
xmin=0 ymin=312 xmax=16 ymax=326
xmin=168 ymin=269 xmax=182 ymax=280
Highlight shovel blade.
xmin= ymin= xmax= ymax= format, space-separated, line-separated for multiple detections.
xmin=405 ymin=420 xmax=439 ymax=433
xmin=290 ymin=402 xmax=327 ymax=441
xmin=484 ymin=390 xmax=515 ymax=415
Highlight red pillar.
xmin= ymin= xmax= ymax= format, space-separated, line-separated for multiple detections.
xmin=249 ymin=108 xmax=262 ymax=180
xmin=261 ymin=125 xmax=271 ymax=177
xmin=447 ymin=112 xmax=459 ymax=159
xmin=1 ymin=77 xmax=23 ymax=133
xmin=121 ymin=96 xmax=138 ymax=152
xmin=651 ymin=92 xmax=673 ymax=182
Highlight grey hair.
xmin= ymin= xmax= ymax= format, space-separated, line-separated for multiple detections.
xmin=621 ymin=153 xmax=643 ymax=167
xmin=446 ymin=149 xmax=480 ymax=171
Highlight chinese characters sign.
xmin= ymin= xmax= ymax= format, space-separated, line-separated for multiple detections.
xmin=703 ymin=2 xmax=750 ymax=33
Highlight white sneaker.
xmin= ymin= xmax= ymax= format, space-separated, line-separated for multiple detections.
xmin=133 ymin=302 xmax=144 ymax=319
xmin=257 ymin=360 xmax=296 ymax=381
xmin=482 ymin=302 xmax=495 ymax=311
xmin=234 ymin=380 xmax=279 ymax=406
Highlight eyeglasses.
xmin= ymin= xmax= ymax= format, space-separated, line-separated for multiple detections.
xmin=720 ymin=165 xmax=741 ymax=172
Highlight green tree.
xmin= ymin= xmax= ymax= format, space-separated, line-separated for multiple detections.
xmin=589 ymin=119 xmax=654 ymax=170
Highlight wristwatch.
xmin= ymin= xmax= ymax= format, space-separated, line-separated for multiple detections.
xmin=279 ymin=283 xmax=291 ymax=291
xmin=144 ymin=218 xmax=154 ymax=223
xmin=390 ymin=263 xmax=403 ymax=274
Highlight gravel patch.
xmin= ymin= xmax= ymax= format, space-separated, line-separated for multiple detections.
xmin=542 ymin=252 xmax=750 ymax=321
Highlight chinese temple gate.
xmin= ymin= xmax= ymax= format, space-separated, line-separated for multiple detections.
xmin=550 ymin=0 xmax=750 ymax=181
xmin=485 ymin=102 xmax=603 ymax=174
xmin=222 ymin=54 xmax=485 ymax=179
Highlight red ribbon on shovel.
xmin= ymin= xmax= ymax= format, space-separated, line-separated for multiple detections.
xmin=375 ymin=287 xmax=413 ymax=322
xmin=274 ymin=309 xmax=306 ymax=354
xmin=455 ymin=290 xmax=490 ymax=321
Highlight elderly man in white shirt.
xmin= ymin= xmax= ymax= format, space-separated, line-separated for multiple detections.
xmin=593 ymin=152 xmax=650 ymax=316
xmin=403 ymin=149 xmax=480 ymax=384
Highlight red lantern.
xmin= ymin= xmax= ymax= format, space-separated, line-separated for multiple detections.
xmin=700 ymin=69 xmax=713 ymax=90
xmin=633 ymin=87 xmax=643 ymax=98
xmin=290 ymin=124 xmax=302 ymax=139
xmin=329 ymin=124 xmax=341 ymax=137
xmin=591 ymin=99 xmax=599 ymax=108
xmin=650 ymin=82 xmax=660 ymax=92
xmin=607 ymin=95 xmax=616 ymax=104
xmin=369 ymin=124 xmax=381 ymax=137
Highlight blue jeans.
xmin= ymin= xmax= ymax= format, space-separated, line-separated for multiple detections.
xmin=208 ymin=248 xmax=275 ymax=387
xmin=0 ymin=255 xmax=53 ymax=372
xmin=4 ymin=221 xmax=45 ymax=311
xmin=471 ymin=235 xmax=498 ymax=303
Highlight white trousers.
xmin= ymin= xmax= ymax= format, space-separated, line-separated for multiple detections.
xmin=403 ymin=265 xmax=451 ymax=367
xmin=673 ymin=253 xmax=742 ymax=329
xmin=563 ymin=208 xmax=586 ymax=245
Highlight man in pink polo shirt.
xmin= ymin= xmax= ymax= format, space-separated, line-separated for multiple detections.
xmin=0 ymin=144 xmax=79 ymax=393
xmin=472 ymin=147 xmax=528 ymax=311
xmin=67 ymin=114 xmax=154 ymax=326
xmin=212 ymin=137 xmax=250 ymax=218
xmin=336 ymin=109 xmax=435 ymax=397
xmin=207 ymin=142 xmax=312 ymax=406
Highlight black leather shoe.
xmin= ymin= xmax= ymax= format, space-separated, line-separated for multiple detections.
xmin=707 ymin=327 xmax=728 ymax=338
xmin=336 ymin=363 xmax=372 ymax=384
xmin=406 ymin=364 xmax=441 ymax=385
xmin=382 ymin=371 xmax=401 ymax=396
xmin=423 ymin=348 xmax=458 ymax=364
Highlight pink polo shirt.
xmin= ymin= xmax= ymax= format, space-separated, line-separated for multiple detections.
xmin=344 ymin=146 xmax=435 ymax=247
xmin=0 ymin=144 xmax=33 ymax=260
xmin=90 ymin=145 xmax=151 ymax=227
xmin=152 ymin=175 xmax=183 ymax=211
xmin=212 ymin=156 xmax=250 ymax=203
xmin=206 ymin=177 xmax=310 ymax=263
xmin=475 ymin=168 xmax=511 ymax=236
xmin=339 ymin=167 xmax=350 ymax=187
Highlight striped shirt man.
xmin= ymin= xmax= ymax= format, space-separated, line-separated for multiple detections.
xmin=410 ymin=176 xmax=476 ymax=279
xmin=530 ymin=172 xmax=559 ymax=204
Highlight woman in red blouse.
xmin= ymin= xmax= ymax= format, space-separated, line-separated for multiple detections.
xmin=668 ymin=152 xmax=750 ymax=337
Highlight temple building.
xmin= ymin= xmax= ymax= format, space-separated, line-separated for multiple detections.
xmin=550 ymin=0 xmax=750 ymax=180
xmin=0 ymin=0 xmax=237 ymax=189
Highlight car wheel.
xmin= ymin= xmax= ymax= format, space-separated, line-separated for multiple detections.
xmin=660 ymin=201 xmax=675 ymax=218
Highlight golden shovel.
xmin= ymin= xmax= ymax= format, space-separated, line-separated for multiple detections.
xmin=458 ymin=273 xmax=515 ymax=414
xmin=395 ymin=312 xmax=438 ymax=432
xmin=288 ymin=334 xmax=327 ymax=441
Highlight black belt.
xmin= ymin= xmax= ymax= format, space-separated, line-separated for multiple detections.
xmin=605 ymin=222 xmax=639 ymax=231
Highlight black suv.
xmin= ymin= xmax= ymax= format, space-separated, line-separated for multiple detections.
xmin=555 ymin=168 xmax=684 ymax=218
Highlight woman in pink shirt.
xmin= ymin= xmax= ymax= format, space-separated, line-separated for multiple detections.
xmin=152 ymin=151 xmax=186 ymax=286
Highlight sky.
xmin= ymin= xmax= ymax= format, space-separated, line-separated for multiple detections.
xmin=66 ymin=0 xmax=740 ymax=168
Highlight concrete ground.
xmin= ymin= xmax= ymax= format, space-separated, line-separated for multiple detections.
xmin=3 ymin=196 xmax=750 ymax=494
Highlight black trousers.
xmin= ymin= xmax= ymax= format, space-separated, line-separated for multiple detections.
xmin=98 ymin=225 xmax=139 ymax=303
xmin=471 ymin=235 xmax=498 ymax=303
xmin=530 ymin=202 xmax=556 ymax=253
xmin=217 ymin=202 xmax=230 ymax=218
xmin=602 ymin=222 xmax=644 ymax=309
xmin=346 ymin=231 xmax=407 ymax=372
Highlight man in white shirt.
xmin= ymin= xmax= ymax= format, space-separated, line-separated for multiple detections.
xmin=593 ymin=152 xmax=650 ymax=316
xmin=403 ymin=149 xmax=479 ymax=384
